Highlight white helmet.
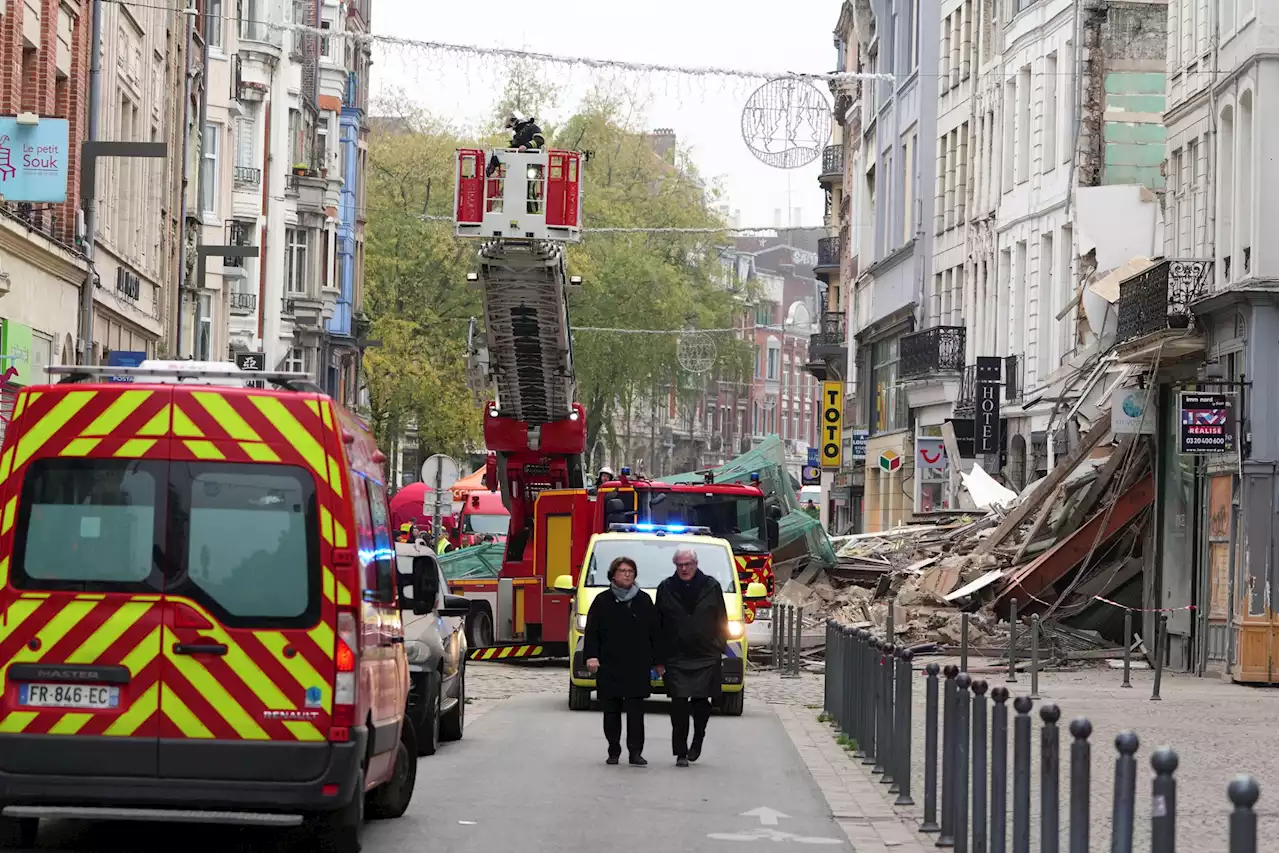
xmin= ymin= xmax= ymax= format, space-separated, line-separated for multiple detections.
xmin=597 ymin=466 xmax=615 ymax=481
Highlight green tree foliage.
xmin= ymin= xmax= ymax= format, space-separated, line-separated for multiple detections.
xmin=362 ymin=98 xmax=482 ymax=458
xmin=362 ymin=79 xmax=751 ymax=467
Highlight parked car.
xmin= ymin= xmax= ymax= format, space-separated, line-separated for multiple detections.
xmin=396 ymin=544 xmax=469 ymax=755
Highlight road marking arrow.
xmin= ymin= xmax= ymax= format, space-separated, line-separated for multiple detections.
xmin=741 ymin=806 xmax=790 ymax=826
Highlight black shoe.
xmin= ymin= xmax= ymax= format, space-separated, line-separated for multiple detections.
xmin=688 ymin=742 xmax=703 ymax=763
xmin=629 ymin=753 xmax=648 ymax=766
xmin=606 ymin=755 xmax=620 ymax=765
xmin=676 ymin=756 xmax=690 ymax=767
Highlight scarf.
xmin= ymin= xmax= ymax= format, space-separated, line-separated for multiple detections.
xmin=673 ymin=569 xmax=706 ymax=614
xmin=611 ymin=582 xmax=640 ymax=603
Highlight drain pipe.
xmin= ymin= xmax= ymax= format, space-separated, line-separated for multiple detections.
xmin=174 ymin=6 xmax=195 ymax=358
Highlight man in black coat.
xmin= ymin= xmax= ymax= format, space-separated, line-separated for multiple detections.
xmin=583 ymin=556 xmax=663 ymax=766
xmin=655 ymin=547 xmax=729 ymax=767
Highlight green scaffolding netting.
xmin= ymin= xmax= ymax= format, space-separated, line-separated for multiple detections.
xmin=655 ymin=435 xmax=837 ymax=574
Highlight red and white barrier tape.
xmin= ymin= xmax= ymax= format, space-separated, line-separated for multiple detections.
xmin=1090 ymin=595 xmax=1196 ymax=613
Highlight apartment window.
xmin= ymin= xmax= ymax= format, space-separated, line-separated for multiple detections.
xmin=916 ymin=425 xmax=954 ymax=512
xmin=236 ymin=104 xmax=257 ymax=169
xmin=284 ymin=347 xmax=307 ymax=374
xmin=196 ymin=293 xmax=213 ymax=361
xmin=320 ymin=5 xmax=337 ymax=60
xmin=1044 ymin=54 xmax=1054 ymax=166
xmin=200 ymin=122 xmax=219 ymax=217
xmin=285 ymin=227 xmax=309 ymax=294
xmin=869 ymin=336 xmax=906 ymax=436
xmin=940 ymin=14 xmax=952 ymax=91
xmin=1057 ymin=225 xmax=1073 ymax=362
xmin=1187 ymin=137 xmax=1200 ymax=251
xmin=956 ymin=123 xmax=968 ymax=223
xmin=288 ymin=109 xmax=303 ymax=166
xmin=766 ymin=341 xmax=781 ymax=381
xmin=316 ymin=125 xmax=328 ymax=172
xmin=909 ymin=0 xmax=920 ymax=71
xmin=291 ymin=0 xmax=307 ymax=53
xmin=206 ymin=0 xmax=223 ymax=50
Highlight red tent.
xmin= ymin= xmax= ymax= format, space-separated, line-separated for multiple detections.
xmin=389 ymin=468 xmax=492 ymax=530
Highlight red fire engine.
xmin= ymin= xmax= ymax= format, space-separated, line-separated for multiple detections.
xmin=451 ymin=142 xmax=777 ymax=661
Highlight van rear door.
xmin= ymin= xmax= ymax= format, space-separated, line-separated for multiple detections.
xmin=0 ymin=385 xmax=173 ymax=778
xmin=156 ymin=387 xmax=338 ymax=782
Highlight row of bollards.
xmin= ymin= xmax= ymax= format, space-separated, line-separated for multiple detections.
xmin=823 ymin=621 xmax=1262 ymax=853
xmin=773 ymin=603 xmax=803 ymax=677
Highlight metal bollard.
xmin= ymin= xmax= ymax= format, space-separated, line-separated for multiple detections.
xmin=788 ymin=601 xmax=798 ymax=676
xmin=1068 ymin=718 xmax=1091 ymax=853
xmin=1121 ymin=609 xmax=1133 ymax=688
xmin=1039 ymin=704 xmax=1061 ymax=853
xmin=830 ymin=621 xmax=840 ymax=720
xmin=825 ymin=621 xmax=834 ymax=719
xmin=1029 ymin=615 xmax=1041 ymax=700
xmin=1227 ymin=775 xmax=1260 ymax=853
xmin=1150 ymin=748 xmax=1178 ymax=853
xmin=954 ymin=672 xmax=972 ymax=853
xmin=970 ymin=680 xmax=989 ymax=853
xmin=881 ymin=642 xmax=897 ymax=788
xmin=1012 ymin=696 xmax=1033 ymax=853
xmin=895 ymin=648 xmax=915 ymax=806
xmin=781 ymin=606 xmax=796 ymax=679
xmin=1151 ymin=613 xmax=1166 ymax=701
xmin=861 ymin=632 xmax=877 ymax=766
xmin=772 ymin=605 xmax=781 ymax=670
xmin=851 ymin=629 xmax=866 ymax=756
xmin=869 ymin=637 xmax=883 ymax=769
xmin=921 ymin=662 xmax=942 ymax=833
xmin=1006 ymin=599 xmax=1019 ymax=683
xmin=937 ymin=664 xmax=960 ymax=848
xmin=989 ymin=688 xmax=1010 ymax=853
xmin=961 ymin=612 xmax=970 ymax=672
xmin=1109 ymin=732 xmax=1140 ymax=853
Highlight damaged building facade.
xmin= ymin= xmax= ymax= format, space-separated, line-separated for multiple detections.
xmin=809 ymin=0 xmax=1277 ymax=683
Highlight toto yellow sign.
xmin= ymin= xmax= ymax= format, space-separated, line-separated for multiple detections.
xmin=821 ymin=381 xmax=843 ymax=469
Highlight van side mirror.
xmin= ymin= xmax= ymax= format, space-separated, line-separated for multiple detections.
xmin=411 ymin=556 xmax=440 ymax=616
xmin=766 ymin=517 xmax=780 ymax=550
xmin=768 ymin=505 xmax=783 ymax=520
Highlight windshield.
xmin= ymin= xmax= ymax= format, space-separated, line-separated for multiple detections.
xmin=643 ymin=492 xmax=764 ymax=542
xmin=583 ymin=538 xmax=737 ymax=592
xmin=464 ymin=512 xmax=509 ymax=535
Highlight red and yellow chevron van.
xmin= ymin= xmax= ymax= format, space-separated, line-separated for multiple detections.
xmin=0 ymin=361 xmax=418 ymax=853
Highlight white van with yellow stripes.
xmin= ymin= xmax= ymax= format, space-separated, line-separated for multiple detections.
xmin=0 ymin=362 xmax=418 ymax=853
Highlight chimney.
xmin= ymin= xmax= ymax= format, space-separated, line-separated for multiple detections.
xmin=648 ymin=128 xmax=677 ymax=161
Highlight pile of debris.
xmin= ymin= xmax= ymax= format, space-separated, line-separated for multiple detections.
xmin=775 ymin=405 xmax=1156 ymax=660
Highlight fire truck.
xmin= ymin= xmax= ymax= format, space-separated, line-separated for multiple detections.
xmin=593 ymin=469 xmax=780 ymax=622
xmin=451 ymin=142 xmax=778 ymax=662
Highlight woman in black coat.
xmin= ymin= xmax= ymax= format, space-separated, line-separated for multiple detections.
xmin=583 ymin=556 xmax=664 ymax=766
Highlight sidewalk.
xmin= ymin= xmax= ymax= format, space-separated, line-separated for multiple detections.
xmin=793 ymin=655 xmax=1277 ymax=851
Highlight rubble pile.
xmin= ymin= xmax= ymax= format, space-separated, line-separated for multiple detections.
xmin=773 ymin=406 xmax=1157 ymax=661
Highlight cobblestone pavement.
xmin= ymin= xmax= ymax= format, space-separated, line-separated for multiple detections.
xmin=825 ymin=654 xmax=1278 ymax=852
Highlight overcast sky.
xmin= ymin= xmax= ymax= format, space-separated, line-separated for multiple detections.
xmin=369 ymin=0 xmax=840 ymax=229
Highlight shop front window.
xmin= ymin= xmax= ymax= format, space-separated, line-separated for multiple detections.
xmin=915 ymin=425 xmax=954 ymax=512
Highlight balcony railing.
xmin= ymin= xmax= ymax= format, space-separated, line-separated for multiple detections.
xmin=229 ymin=292 xmax=257 ymax=313
xmin=223 ymin=219 xmax=253 ymax=268
xmin=820 ymin=145 xmax=843 ymax=178
xmin=901 ymin=326 xmax=966 ymax=378
xmin=816 ymin=236 xmax=841 ymax=271
xmin=282 ymin=297 xmax=298 ymax=315
xmin=234 ymin=165 xmax=261 ymax=187
xmin=1117 ymin=258 xmax=1212 ymax=343
xmin=820 ymin=310 xmax=845 ymax=345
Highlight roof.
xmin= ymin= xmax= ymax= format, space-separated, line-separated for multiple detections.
xmin=588 ymin=530 xmax=732 ymax=549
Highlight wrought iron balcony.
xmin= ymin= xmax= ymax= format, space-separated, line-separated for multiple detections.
xmin=229 ymin=292 xmax=257 ymax=313
xmin=1117 ymin=258 xmax=1212 ymax=343
xmin=901 ymin=326 xmax=966 ymax=378
xmin=820 ymin=145 xmax=843 ymax=180
xmin=281 ymin=297 xmax=298 ymax=316
xmin=815 ymin=236 xmax=841 ymax=273
xmin=234 ymin=165 xmax=261 ymax=187
xmin=820 ymin=310 xmax=845 ymax=345
xmin=223 ymin=219 xmax=253 ymax=268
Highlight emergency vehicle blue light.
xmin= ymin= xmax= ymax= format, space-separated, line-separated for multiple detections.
xmin=634 ymin=523 xmax=656 ymax=531
xmin=664 ymin=524 xmax=688 ymax=533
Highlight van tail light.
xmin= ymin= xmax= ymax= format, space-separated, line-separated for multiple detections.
xmin=332 ymin=612 xmax=358 ymax=732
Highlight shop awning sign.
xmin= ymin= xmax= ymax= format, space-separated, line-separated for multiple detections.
xmin=1179 ymin=393 xmax=1230 ymax=454
xmin=916 ymin=438 xmax=947 ymax=469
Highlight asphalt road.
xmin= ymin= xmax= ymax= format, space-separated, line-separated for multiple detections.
xmin=19 ymin=693 xmax=853 ymax=851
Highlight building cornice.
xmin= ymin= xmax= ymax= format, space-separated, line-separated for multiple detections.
xmin=0 ymin=218 xmax=88 ymax=284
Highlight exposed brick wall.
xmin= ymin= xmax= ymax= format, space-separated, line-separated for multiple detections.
xmin=0 ymin=0 xmax=90 ymax=248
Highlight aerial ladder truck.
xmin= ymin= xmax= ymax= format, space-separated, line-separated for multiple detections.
xmin=451 ymin=142 xmax=592 ymax=659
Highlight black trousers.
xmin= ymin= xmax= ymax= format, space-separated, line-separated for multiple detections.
xmin=669 ymin=697 xmax=711 ymax=757
xmin=601 ymin=697 xmax=645 ymax=756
